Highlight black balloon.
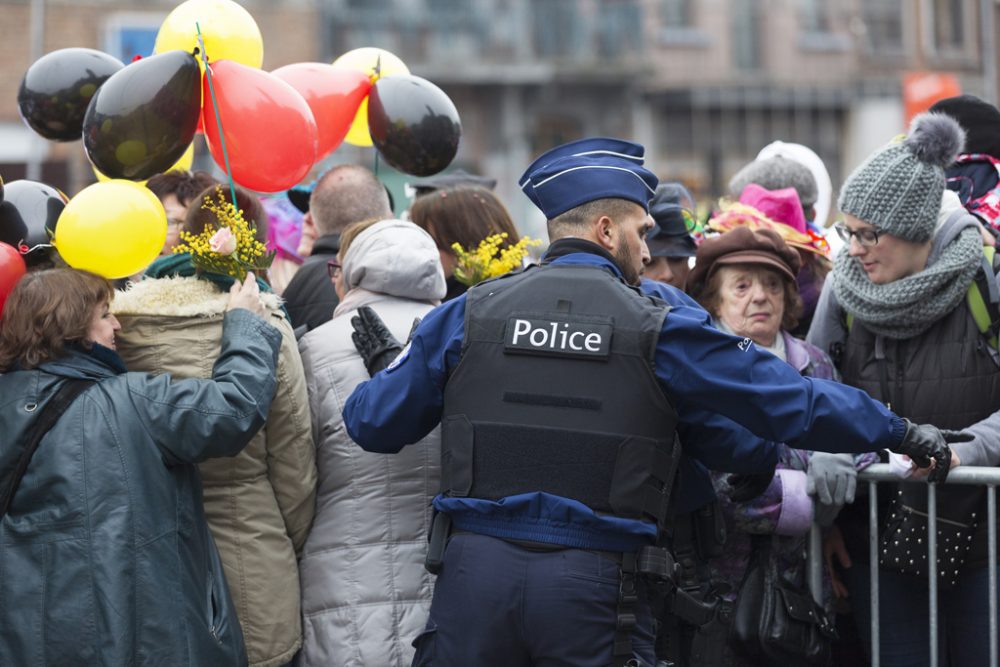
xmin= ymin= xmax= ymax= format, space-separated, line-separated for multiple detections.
xmin=18 ymin=48 xmax=124 ymax=142
xmin=0 ymin=180 xmax=68 ymax=264
xmin=83 ymin=50 xmax=201 ymax=181
xmin=367 ymin=75 xmax=461 ymax=177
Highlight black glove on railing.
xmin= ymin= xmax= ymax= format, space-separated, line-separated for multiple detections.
xmin=896 ymin=420 xmax=973 ymax=483
xmin=726 ymin=468 xmax=776 ymax=503
xmin=351 ymin=306 xmax=403 ymax=376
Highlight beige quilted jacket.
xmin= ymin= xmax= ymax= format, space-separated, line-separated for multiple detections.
xmin=114 ymin=276 xmax=317 ymax=667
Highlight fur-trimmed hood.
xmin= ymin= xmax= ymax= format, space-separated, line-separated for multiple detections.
xmin=112 ymin=275 xmax=284 ymax=318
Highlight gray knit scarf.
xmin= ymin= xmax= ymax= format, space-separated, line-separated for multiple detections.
xmin=832 ymin=221 xmax=982 ymax=340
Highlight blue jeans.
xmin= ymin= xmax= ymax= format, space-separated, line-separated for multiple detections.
xmin=410 ymin=533 xmax=656 ymax=666
xmin=847 ymin=563 xmax=1000 ymax=667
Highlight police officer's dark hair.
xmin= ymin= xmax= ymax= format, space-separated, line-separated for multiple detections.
xmin=310 ymin=165 xmax=392 ymax=236
xmin=548 ymin=198 xmax=641 ymax=240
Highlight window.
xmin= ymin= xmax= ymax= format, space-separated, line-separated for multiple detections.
xmin=533 ymin=115 xmax=584 ymax=154
xmin=731 ymin=0 xmax=761 ymax=71
xmin=861 ymin=0 xmax=905 ymax=55
xmin=931 ymin=0 xmax=967 ymax=53
xmin=661 ymin=0 xmax=692 ymax=28
xmin=798 ymin=0 xmax=831 ymax=33
xmin=532 ymin=0 xmax=584 ymax=57
xmin=103 ymin=13 xmax=160 ymax=63
xmin=597 ymin=0 xmax=643 ymax=59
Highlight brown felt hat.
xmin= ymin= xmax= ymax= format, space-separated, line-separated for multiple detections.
xmin=687 ymin=226 xmax=801 ymax=294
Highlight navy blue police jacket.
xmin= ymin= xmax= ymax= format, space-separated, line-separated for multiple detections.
xmin=343 ymin=247 xmax=906 ymax=552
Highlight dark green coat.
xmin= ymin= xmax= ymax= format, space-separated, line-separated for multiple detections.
xmin=0 ymin=309 xmax=281 ymax=666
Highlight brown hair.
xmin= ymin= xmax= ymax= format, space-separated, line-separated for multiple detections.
xmin=146 ymin=170 xmax=219 ymax=208
xmin=409 ymin=186 xmax=520 ymax=254
xmin=184 ymin=185 xmax=268 ymax=243
xmin=339 ymin=219 xmax=384 ymax=259
xmin=0 ymin=269 xmax=113 ymax=371
xmin=694 ymin=264 xmax=803 ymax=332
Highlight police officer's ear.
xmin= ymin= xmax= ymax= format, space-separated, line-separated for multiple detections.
xmin=593 ymin=214 xmax=617 ymax=251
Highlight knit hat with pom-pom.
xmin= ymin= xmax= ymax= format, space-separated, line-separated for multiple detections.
xmin=838 ymin=112 xmax=965 ymax=242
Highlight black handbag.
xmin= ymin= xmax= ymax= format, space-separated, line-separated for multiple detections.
xmin=879 ymin=483 xmax=984 ymax=589
xmin=730 ymin=535 xmax=836 ymax=667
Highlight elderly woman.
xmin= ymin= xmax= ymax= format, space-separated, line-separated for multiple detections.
xmin=685 ymin=224 xmax=871 ymax=665
xmin=297 ymin=219 xmax=446 ymax=666
xmin=808 ymin=112 xmax=1000 ymax=666
xmin=0 ymin=268 xmax=279 ymax=665
xmin=114 ymin=184 xmax=316 ymax=667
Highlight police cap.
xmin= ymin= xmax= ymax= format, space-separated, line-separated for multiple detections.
xmin=519 ymin=137 xmax=658 ymax=219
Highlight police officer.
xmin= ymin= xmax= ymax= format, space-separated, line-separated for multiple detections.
xmin=342 ymin=138 xmax=960 ymax=667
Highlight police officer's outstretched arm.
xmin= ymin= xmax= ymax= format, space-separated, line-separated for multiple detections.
xmin=655 ymin=301 xmax=952 ymax=467
xmin=342 ymin=298 xmax=465 ymax=453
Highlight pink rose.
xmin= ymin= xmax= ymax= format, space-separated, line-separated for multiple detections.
xmin=209 ymin=227 xmax=237 ymax=256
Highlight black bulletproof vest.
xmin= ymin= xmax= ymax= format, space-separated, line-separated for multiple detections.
xmin=440 ymin=262 xmax=680 ymax=529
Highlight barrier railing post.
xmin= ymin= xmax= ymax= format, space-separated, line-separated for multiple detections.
xmin=870 ymin=480 xmax=880 ymax=667
xmin=928 ymin=484 xmax=938 ymax=667
xmin=821 ymin=465 xmax=1000 ymax=665
xmin=990 ymin=485 xmax=997 ymax=667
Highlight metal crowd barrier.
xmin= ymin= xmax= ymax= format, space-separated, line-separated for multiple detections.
xmin=807 ymin=464 xmax=1000 ymax=667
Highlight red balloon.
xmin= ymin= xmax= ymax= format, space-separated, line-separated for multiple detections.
xmin=0 ymin=242 xmax=26 ymax=315
xmin=202 ymin=60 xmax=318 ymax=193
xmin=272 ymin=63 xmax=372 ymax=158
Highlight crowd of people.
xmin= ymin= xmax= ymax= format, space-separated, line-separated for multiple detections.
xmin=1 ymin=94 xmax=1000 ymax=667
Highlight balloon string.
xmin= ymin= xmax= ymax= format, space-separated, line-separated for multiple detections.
xmin=196 ymin=22 xmax=239 ymax=210
xmin=374 ymin=151 xmax=380 ymax=177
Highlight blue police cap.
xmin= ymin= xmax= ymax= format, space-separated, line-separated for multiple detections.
xmin=519 ymin=137 xmax=658 ymax=219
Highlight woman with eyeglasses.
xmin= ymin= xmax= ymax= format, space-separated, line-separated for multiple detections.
xmin=808 ymin=113 xmax=1000 ymax=666
xmin=296 ymin=218 xmax=446 ymax=667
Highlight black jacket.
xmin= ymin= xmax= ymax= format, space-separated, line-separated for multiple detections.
xmin=283 ymin=234 xmax=340 ymax=332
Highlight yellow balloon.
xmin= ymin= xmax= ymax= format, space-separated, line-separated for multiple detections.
xmin=155 ymin=0 xmax=263 ymax=70
xmin=332 ymin=48 xmax=409 ymax=147
xmin=54 ymin=181 xmax=167 ymax=279
xmin=94 ymin=143 xmax=195 ymax=184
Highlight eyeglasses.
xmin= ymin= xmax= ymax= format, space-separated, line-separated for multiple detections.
xmin=834 ymin=222 xmax=880 ymax=247
xmin=326 ymin=259 xmax=342 ymax=278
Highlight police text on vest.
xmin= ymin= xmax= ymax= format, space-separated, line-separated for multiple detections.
xmin=504 ymin=316 xmax=613 ymax=359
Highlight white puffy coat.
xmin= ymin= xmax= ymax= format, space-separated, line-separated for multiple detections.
xmin=297 ymin=220 xmax=446 ymax=667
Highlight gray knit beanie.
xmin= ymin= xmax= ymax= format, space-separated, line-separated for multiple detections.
xmin=838 ymin=112 xmax=965 ymax=242
xmin=728 ymin=156 xmax=818 ymax=209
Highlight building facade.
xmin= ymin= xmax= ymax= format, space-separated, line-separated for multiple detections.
xmin=0 ymin=0 xmax=994 ymax=227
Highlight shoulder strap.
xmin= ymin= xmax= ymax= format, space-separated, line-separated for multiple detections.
xmin=0 ymin=379 xmax=94 ymax=519
xmin=966 ymin=245 xmax=1000 ymax=351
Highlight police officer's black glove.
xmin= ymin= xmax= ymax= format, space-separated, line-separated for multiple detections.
xmin=351 ymin=306 xmax=403 ymax=376
xmin=725 ymin=468 xmax=776 ymax=503
xmin=896 ymin=420 xmax=972 ymax=483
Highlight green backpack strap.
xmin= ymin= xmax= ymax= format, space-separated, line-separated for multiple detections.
xmin=967 ymin=245 xmax=1000 ymax=351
